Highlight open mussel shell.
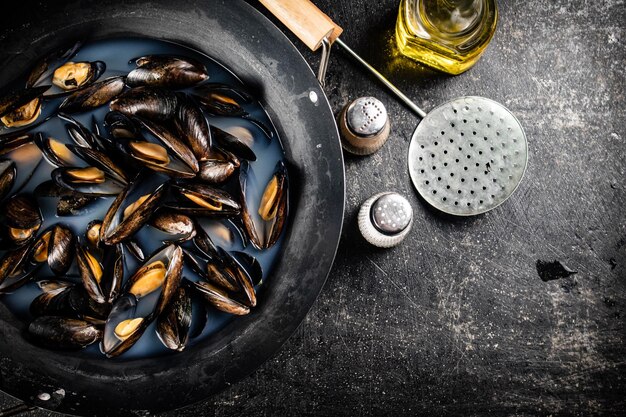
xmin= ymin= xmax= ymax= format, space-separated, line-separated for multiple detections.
xmin=26 ymin=41 xmax=83 ymax=89
xmin=231 ymin=251 xmax=263 ymax=287
xmin=85 ymin=220 xmax=102 ymax=249
xmin=219 ymin=249 xmax=257 ymax=308
xmin=59 ymin=76 xmax=125 ymax=113
xmin=175 ymin=98 xmax=211 ymax=161
xmin=124 ymin=244 xmax=183 ymax=315
xmin=239 ymin=161 xmax=288 ymax=250
xmin=204 ymin=258 xmax=239 ymax=293
xmin=191 ymin=223 xmax=219 ymax=260
xmin=31 ymin=224 xmax=76 ymax=276
xmin=192 ymin=83 xmax=250 ymax=117
xmin=102 ymin=244 xmax=183 ymax=357
xmin=0 ymin=86 xmax=49 ymax=124
xmin=35 ymin=180 xmax=99 ymax=217
xmin=67 ymin=285 xmax=111 ymax=322
xmin=116 ymin=136 xmax=196 ymax=179
xmin=0 ymin=133 xmax=34 ymax=156
xmin=36 ymin=278 xmax=74 ymax=293
xmin=101 ymin=294 xmax=146 ymax=357
xmin=67 ymin=144 xmax=129 ymax=185
xmin=2 ymin=193 xmax=42 ymax=247
xmin=101 ymin=173 xmax=167 ymax=245
xmin=192 ymin=281 xmax=249 ymax=316
xmin=58 ymin=112 xmax=111 ymax=152
xmin=110 ymin=86 xmax=179 ymax=121
xmin=168 ymin=183 xmax=240 ymax=217
xmin=51 ymin=61 xmax=106 ymax=91
xmin=76 ymin=243 xmax=123 ymax=304
xmin=0 ymin=242 xmax=40 ymax=293
xmin=156 ymin=285 xmax=192 ymax=351
xmin=35 ymin=133 xmax=83 ymax=168
xmin=133 ymin=116 xmax=199 ymax=175
xmin=0 ymin=159 xmax=16 ymax=200
xmin=127 ymin=55 xmax=208 ymax=88
xmin=28 ymin=316 xmax=102 ymax=350
xmin=150 ymin=210 xmax=196 ymax=242
xmin=211 ymin=126 xmax=256 ymax=161
xmin=51 ymin=166 xmax=125 ymax=197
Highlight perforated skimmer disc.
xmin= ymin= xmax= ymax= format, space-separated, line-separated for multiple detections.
xmin=408 ymin=96 xmax=528 ymax=216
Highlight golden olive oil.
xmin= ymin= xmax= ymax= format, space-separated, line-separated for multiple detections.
xmin=395 ymin=0 xmax=498 ymax=74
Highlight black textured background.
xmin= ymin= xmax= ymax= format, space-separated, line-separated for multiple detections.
xmin=1 ymin=0 xmax=625 ymax=415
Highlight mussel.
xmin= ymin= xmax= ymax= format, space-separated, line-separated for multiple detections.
xmin=0 ymin=159 xmax=16 ymax=200
xmin=35 ymin=133 xmax=83 ymax=167
xmin=76 ymin=243 xmax=123 ymax=304
xmin=0 ymin=86 xmax=48 ymax=128
xmin=197 ymin=147 xmax=239 ymax=184
xmin=59 ymin=76 xmax=125 ymax=113
xmin=168 ymin=183 xmax=240 ymax=217
xmin=219 ymin=249 xmax=258 ymax=308
xmin=239 ymin=161 xmax=288 ymax=249
xmin=175 ymin=98 xmax=211 ymax=161
xmin=0 ymin=242 xmax=39 ymax=293
xmin=110 ymin=87 xmax=179 ymax=121
xmin=3 ymin=193 xmax=42 ymax=247
xmin=85 ymin=220 xmax=102 ymax=249
xmin=101 ymin=173 xmax=167 ymax=245
xmin=104 ymin=111 xmax=140 ymax=139
xmin=67 ymin=144 xmax=129 ymax=185
xmin=26 ymin=41 xmax=83 ymax=88
xmin=30 ymin=283 xmax=74 ymax=317
xmin=28 ymin=316 xmax=102 ymax=349
xmin=34 ymin=180 xmax=98 ymax=217
xmin=192 ymin=83 xmax=251 ymax=117
xmin=52 ymin=61 xmax=105 ymax=91
xmin=156 ymin=285 xmax=192 ymax=351
xmin=0 ymin=133 xmax=34 ymax=155
xmin=126 ymin=55 xmax=208 ymax=88
xmin=102 ymin=244 xmax=183 ymax=357
xmin=52 ymin=166 xmax=125 ymax=197
xmin=131 ymin=117 xmax=199 ymax=176
xmin=150 ymin=210 xmax=196 ymax=242
xmin=211 ymin=126 xmax=256 ymax=161
xmin=192 ymin=281 xmax=249 ymax=316
xmin=31 ymin=224 xmax=75 ymax=275
xmin=58 ymin=113 xmax=105 ymax=151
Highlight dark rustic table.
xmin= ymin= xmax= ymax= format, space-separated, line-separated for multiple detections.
xmin=1 ymin=0 xmax=624 ymax=416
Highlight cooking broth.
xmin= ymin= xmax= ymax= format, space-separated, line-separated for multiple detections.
xmin=0 ymin=37 xmax=288 ymax=359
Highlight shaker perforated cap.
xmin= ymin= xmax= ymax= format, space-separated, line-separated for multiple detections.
xmin=358 ymin=192 xmax=413 ymax=248
xmin=340 ymin=97 xmax=391 ymax=155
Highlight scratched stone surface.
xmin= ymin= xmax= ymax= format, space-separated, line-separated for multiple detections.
xmin=1 ymin=0 xmax=624 ymax=416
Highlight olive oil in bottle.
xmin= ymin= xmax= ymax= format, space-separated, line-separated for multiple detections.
xmin=395 ymin=0 xmax=498 ymax=74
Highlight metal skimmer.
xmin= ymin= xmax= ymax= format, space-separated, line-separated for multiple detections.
xmin=408 ymin=97 xmax=528 ymax=216
xmin=258 ymin=0 xmax=528 ymax=215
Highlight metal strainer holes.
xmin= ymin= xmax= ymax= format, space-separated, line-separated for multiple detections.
xmin=408 ymin=96 xmax=528 ymax=216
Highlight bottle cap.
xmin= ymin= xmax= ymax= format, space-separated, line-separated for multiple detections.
xmin=339 ymin=97 xmax=390 ymax=155
xmin=358 ymin=192 xmax=413 ymax=248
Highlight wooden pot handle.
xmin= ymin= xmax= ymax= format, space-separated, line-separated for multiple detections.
xmin=259 ymin=0 xmax=343 ymax=51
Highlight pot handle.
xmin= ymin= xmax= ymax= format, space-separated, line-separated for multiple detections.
xmin=259 ymin=0 xmax=343 ymax=51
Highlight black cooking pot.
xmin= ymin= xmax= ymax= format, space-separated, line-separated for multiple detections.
xmin=0 ymin=0 xmax=345 ymax=415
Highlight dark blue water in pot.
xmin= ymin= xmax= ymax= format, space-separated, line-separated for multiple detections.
xmin=0 ymin=37 xmax=288 ymax=359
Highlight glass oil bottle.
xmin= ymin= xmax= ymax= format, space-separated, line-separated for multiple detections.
xmin=395 ymin=0 xmax=498 ymax=75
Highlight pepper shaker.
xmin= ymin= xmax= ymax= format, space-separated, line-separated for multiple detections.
xmin=339 ymin=97 xmax=390 ymax=155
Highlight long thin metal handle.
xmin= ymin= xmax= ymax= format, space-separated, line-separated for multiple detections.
xmin=335 ymin=38 xmax=427 ymax=119
xmin=0 ymin=404 xmax=35 ymax=417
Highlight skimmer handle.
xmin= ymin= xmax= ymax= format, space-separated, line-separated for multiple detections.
xmin=259 ymin=0 xmax=343 ymax=51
